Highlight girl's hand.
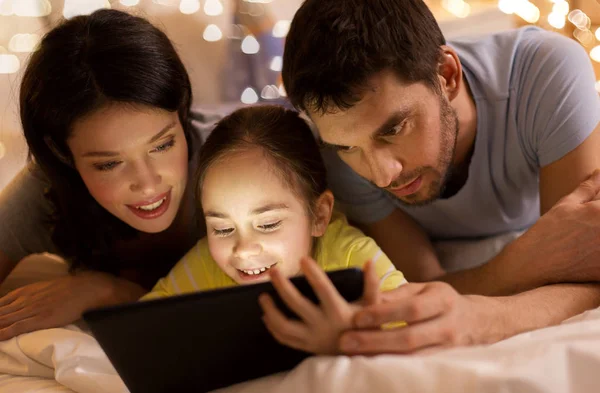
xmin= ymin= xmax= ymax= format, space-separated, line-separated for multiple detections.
xmin=0 ymin=271 xmax=145 ymax=341
xmin=258 ymin=256 xmax=381 ymax=355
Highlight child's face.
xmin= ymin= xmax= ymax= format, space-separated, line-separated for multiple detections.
xmin=202 ymin=148 xmax=317 ymax=284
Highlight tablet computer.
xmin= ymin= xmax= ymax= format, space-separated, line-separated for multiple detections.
xmin=83 ymin=267 xmax=363 ymax=393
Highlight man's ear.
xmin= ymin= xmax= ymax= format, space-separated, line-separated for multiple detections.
xmin=437 ymin=45 xmax=462 ymax=102
xmin=311 ymin=190 xmax=334 ymax=237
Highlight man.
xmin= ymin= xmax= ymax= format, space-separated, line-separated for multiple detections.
xmin=281 ymin=0 xmax=600 ymax=354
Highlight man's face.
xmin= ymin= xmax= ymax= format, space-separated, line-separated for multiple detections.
xmin=310 ymin=70 xmax=459 ymax=206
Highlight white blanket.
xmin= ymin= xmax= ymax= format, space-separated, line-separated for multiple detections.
xmin=0 ymin=307 xmax=599 ymax=393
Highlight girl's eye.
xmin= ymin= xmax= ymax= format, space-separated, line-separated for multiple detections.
xmin=258 ymin=221 xmax=282 ymax=232
xmin=153 ymin=138 xmax=175 ymax=153
xmin=94 ymin=161 xmax=121 ymax=171
xmin=213 ymin=228 xmax=234 ymax=237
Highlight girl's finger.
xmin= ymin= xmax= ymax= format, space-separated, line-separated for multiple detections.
xmin=268 ymin=267 xmax=322 ymax=323
xmin=259 ymin=294 xmax=310 ymax=346
xmin=362 ymin=260 xmax=380 ymax=306
xmin=300 ymin=257 xmax=349 ymax=314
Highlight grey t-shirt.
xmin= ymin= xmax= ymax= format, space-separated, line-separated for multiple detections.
xmin=323 ymin=27 xmax=600 ymax=240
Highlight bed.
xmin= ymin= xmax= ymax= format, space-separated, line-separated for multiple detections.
xmin=0 ymin=237 xmax=598 ymax=393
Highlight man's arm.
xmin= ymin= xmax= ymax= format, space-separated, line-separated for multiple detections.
xmin=442 ymin=121 xmax=600 ymax=296
xmin=338 ymin=280 xmax=600 ymax=354
xmin=360 ymin=209 xmax=445 ymax=282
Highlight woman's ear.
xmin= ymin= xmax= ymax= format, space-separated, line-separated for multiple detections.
xmin=311 ymin=190 xmax=334 ymax=237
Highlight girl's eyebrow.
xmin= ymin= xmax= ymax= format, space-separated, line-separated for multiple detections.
xmin=81 ymin=121 xmax=176 ymax=158
xmin=204 ymin=204 xmax=289 ymax=219
xmin=251 ymin=203 xmax=289 ymax=215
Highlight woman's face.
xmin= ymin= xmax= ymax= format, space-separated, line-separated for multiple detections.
xmin=201 ymin=148 xmax=318 ymax=285
xmin=67 ymin=104 xmax=189 ymax=233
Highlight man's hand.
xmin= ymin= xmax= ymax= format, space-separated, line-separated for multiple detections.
xmin=338 ymin=281 xmax=501 ymax=355
xmin=259 ymin=257 xmax=381 ymax=355
xmin=0 ymin=271 xmax=145 ymax=341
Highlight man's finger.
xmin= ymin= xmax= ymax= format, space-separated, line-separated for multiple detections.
xmin=559 ymin=169 xmax=600 ymax=205
xmin=338 ymin=318 xmax=448 ymax=354
xmin=354 ymin=283 xmax=451 ymax=328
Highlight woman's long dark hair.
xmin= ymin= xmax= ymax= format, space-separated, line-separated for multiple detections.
xmin=19 ymin=9 xmax=196 ymax=273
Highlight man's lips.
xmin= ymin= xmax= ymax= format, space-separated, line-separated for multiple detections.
xmin=388 ymin=176 xmax=422 ymax=197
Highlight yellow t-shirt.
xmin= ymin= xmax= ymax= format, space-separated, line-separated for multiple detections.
xmin=142 ymin=213 xmax=406 ymax=300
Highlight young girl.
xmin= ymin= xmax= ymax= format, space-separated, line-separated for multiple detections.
xmin=143 ymin=105 xmax=406 ymax=354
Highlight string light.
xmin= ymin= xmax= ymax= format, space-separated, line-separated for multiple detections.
xmin=179 ymin=0 xmax=200 ymax=14
xmin=8 ymin=34 xmax=40 ymax=53
xmin=10 ymin=0 xmax=52 ymax=17
xmin=203 ymin=24 xmax=223 ymax=42
xmin=0 ymin=47 xmax=20 ymax=74
xmin=63 ymin=0 xmax=109 ymax=18
xmin=241 ymin=87 xmax=259 ymax=104
xmin=261 ymin=85 xmax=280 ymax=100
xmin=595 ymin=27 xmax=600 ymax=42
xmin=590 ymin=46 xmax=600 ymax=63
xmin=272 ymin=20 xmax=291 ymax=38
xmin=119 ymin=0 xmax=140 ymax=6
xmin=241 ymin=35 xmax=260 ymax=54
xmin=0 ymin=0 xmax=13 ymax=15
xmin=568 ymin=9 xmax=591 ymax=30
xmin=278 ymin=84 xmax=287 ymax=97
xmin=153 ymin=0 xmax=179 ymax=5
xmin=270 ymin=56 xmax=282 ymax=72
xmin=442 ymin=0 xmax=471 ymax=18
xmin=204 ymin=0 xmax=223 ymax=16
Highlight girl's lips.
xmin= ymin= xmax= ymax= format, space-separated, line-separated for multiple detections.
xmin=126 ymin=189 xmax=172 ymax=220
xmin=236 ymin=263 xmax=278 ymax=282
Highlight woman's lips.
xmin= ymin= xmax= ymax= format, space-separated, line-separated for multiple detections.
xmin=126 ymin=189 xmax=172 ymax=220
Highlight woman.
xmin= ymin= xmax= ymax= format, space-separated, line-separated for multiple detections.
xmin=0 ymin=9 xmax=210 ymax=341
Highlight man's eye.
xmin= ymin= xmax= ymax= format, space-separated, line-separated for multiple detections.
xmin=336 ymin=145 xmax=357 ymax=153
xmin=381 ymin=122 xmax=406 ymax=138
xmin=213 ymin=228 xmax=234 ymax=237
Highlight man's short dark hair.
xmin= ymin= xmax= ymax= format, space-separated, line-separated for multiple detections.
xmin=282 ymin=0 xmax=446 ymax=114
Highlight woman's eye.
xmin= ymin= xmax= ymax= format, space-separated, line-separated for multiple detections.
xmin=153 ymin=138 xmax=175 ymax=153
xmin=213 ymin=228 xmax=234 ymax=237
xmin=258 ymin=221 xmax=282 ymax=232
xmin=94 ymin=161 xmax=121 ymax=171
xmin=337 ymin=145 xmax=357 ymax=153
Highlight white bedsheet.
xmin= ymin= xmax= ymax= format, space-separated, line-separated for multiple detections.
xmin=0 ymin=307 xmax=599 ymax=393
xmin=1 ymin=238 xmax=599 ymax=393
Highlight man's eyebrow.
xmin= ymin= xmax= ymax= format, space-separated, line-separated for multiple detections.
xmin=82 ymin=121 xmax=177 ymax=158
xmin=318 ymin=109 xmax=411 ymax=150
xmin=372 ymin=110 xmax=411 ymax=137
